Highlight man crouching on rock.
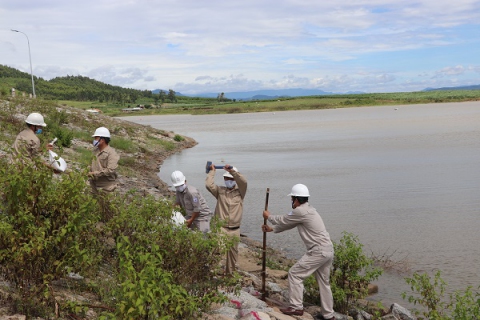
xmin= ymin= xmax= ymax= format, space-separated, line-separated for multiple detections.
xmin=262 ymin=184 xmax=336 ymax=320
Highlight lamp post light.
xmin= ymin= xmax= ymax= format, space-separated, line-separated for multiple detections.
xmin=11 ymin=29 xmax=36 ymax=98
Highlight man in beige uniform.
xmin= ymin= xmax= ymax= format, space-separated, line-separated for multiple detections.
xmin=205 ymin=164 xmax=247 ymax=275
xmin=88 ymin=127 xmax=119 ymax=193
xmin=172 ymin=170 xmax=212 ymax=233
xmin=13 ymin=112 xmax=48 ymax=158
xmin=262 ymin=184 xmax=336 ymax=320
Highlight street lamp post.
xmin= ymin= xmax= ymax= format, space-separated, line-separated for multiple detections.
xmin=11 ymin=29 xmax=36 ymax=98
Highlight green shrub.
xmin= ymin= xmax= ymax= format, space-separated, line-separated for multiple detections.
xmin=0 ymin=156 xmax=102 ymax=317
xmin=448 ymin=286 xmax=480 ymax=319
xmin=50 ymin=125 xmax=74 ymax=148
xmin=98 ymin=195 xmax=239 ymax=319
xmin=402 ymin=270 xmax=447 ymax=319
xmin=99 ymin=236 xmax=199 ymax=319
xmin=174 ymin=134 xmax=184 ymax=142
xmin=402 ymin=271 xmax=480 ymax=320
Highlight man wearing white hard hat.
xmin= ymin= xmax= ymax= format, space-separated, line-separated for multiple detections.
xmin=88 ymin=127 xmax=119 ymax=193
xmin=171 ymin=170 xmax=212 ymax=233
xmin=262 ymin=184 xmax=336 ymax=319
xmin=205 ymin=164 xmax=247 ymax=275
xmin=13 ymin=112 xmax=50 ymax=158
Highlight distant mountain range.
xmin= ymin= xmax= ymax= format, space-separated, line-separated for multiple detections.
xmin=154 ymin=84 xmax=480 ymax=100
xmin=153 ymin=88 xmax=365 ymax=100
xmin=423 ymin=84 xmax=480 ymax=91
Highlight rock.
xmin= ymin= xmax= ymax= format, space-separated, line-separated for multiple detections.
xmin=380 ymin=315 xmax=397 ymax=320
xmin=0 ymin=315 xmax=26 ymax=320
xmin=389 ymin=303 xmax=416 ymax=320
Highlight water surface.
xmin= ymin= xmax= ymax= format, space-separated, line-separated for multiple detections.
xmin=120 ymin=101 xmax=480 ymax=305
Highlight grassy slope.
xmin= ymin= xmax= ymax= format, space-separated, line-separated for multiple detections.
xmin=0 ymin=97 xmax=196 ymax=197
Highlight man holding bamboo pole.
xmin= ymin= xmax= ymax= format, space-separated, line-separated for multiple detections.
xmin=262 ymin=184 xmax=335 ymax=319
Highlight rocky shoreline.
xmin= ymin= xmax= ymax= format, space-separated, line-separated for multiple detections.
xmin=199 ymin=236 xmax=417 ymax=320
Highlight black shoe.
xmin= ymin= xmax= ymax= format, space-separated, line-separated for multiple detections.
xmin=315 ymin=314 xmax=336 ymax=320
xmin=280 ymin=307 xmax=304 ymax=316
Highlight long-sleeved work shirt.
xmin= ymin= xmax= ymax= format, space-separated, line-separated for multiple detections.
xmin=175 ymin=185 xmax=211 ymax=221
xmin=90 ymin=145 xmax=119 ymax=191
xmin=205 ymin=170 xmax=247 ymax=228
xmin=268 ymin=202 xmax=333 ymax=251
xmin=13 ymin=128 xmax=41 ymax=158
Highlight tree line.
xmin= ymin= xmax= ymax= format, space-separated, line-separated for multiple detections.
xmin=0 ymin=64 xmax=176 ymax=103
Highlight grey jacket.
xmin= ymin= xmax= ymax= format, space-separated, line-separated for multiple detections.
xmin=268 ymin=202 xmax=333 ymax=251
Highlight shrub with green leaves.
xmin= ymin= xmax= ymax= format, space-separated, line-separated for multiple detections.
xmin=98 ymin=195 xmax=239 ymax=319
xmin=402 ymin=270 xmax=480 ymax=320
xmin=305 ymin=232 xmax=382 ymax=314
xmin=448 ymin=285 xmax=480 ymax=319
xmin=402 ymin=270 xmax=447 ymax=319
xmin=0 ymin=155 xmax=102 ymax=317
xmin=173 ymin=134 xmax=184 ymax=142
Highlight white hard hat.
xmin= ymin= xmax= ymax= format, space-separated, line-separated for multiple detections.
xmin=171 ymin=170 xmax=186 ymax=187
xmin=48 ymin=150 xmax=67 ymax=172
xmin=92 ymin=127 xmax=111 ymax=138
xmin=223 ymin=166 xmax=238 ymax=178
xmin=25 ymin=113 xmax=47 ymax=127
xmin=288 ymin=184 xmax=310 ymax=197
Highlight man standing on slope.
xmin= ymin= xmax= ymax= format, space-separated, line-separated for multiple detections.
xmin=205 ymin=164 xmax=247 ymax=275
xmin=88 ymin=127 xmax=119 ymax=193
xmin=262 ymin=184 xmax=336 ymax=320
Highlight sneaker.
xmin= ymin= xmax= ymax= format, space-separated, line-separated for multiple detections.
xmin=280 ymin=307 xmax=304 ymax=316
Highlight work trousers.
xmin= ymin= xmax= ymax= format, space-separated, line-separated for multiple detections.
xmin=191 ymin=218 xmax=211 ymax=234
xmin=288 ymin=246 xmax=334 ymax=318
xmin=221 ymin=227 xmax=240 ymax=275
xmin=90 ymin=181 xmax=116 ymax=222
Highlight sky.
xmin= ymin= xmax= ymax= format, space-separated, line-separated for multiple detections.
xmin=1 ymin=0 xmax=480 ymax=95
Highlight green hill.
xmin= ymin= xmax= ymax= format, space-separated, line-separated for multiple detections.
xmin=0 ymin=64 xmax=152 ymax=102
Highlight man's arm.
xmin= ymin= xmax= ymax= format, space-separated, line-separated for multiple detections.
xmin=187 ymin=211 xmax=199 ymax=228
xmin=232 ymin=171 xmax=247 ymax=198
xmin=205 ymin=165 xmax=219 ymax=198
xmin=263 ymin=209 xmax=298 ymax=233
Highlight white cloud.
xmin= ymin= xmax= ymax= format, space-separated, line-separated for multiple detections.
xmin=2 ymin=0 xmax=480 ymax=93
xmin=433 ymin=65 xmax=466 ymax=78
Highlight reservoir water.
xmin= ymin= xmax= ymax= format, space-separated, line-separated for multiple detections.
xmin=120 ymin=101 xmax=480 ymax=305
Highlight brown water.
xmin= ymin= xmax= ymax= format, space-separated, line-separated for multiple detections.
xmin=120 ymin=101 xmax=480 ymax=306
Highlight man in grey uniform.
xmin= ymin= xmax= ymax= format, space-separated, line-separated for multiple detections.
xmin=172 ymin=170 xmax=212 ymax=233
xmin=262 ymin=184 xmax=335 ymax=319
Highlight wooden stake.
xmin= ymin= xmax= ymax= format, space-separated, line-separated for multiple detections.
xmin=261 ymin=187 xmax=270 ymax=301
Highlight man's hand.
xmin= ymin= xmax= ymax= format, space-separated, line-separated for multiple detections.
xmin=210 ymin=164 xmax=215 ymax=172
xmin=263 ymin=210 xmax=270 ymax=219
xmin=224 ymin=164 xmax=234 ymax=172
xmin=262 ymin=225 xmax=273 ymax=232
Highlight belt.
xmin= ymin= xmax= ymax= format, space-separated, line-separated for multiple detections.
xmin=225 ymin=226 xmax=240 ymax=230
